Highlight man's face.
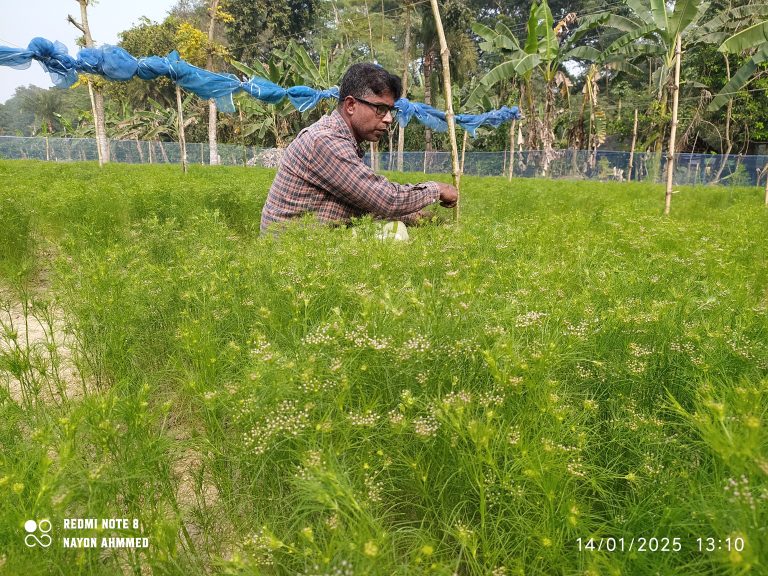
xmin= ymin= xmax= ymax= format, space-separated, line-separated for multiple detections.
xmin=343 ymin=91 xmax=396 ymax=143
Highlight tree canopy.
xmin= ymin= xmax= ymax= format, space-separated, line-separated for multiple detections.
xmin=3 ymin=0 xmax=768 ymax=157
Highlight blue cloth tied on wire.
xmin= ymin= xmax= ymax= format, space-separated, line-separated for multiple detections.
xmin=1 ymin=37 xmax=523 ymax=131
xmin=77 ymin=45 xmax=138 ymax=81
xmin=394 ymin=99 xmax=448 ymax=132
xmin=0 ymin=38 xmax=78 ymax=88
xmin=287 ymin=86 xmax=339 ymax=112
xmin=136 ymin=55 xmax=171 ymax=80
xmin=240 ymin=76 xmax=288 ymax=104
xmin=455 ymin=106 xmax=522 ymax=136
xmin=395 ymin=99 xmax=521 ymax=135
xmin=162 ymin=51 xmax=241 ymax=112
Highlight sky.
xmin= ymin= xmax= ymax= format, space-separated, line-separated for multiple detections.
xmin=0 ymin=0 xmax=180 ymax=103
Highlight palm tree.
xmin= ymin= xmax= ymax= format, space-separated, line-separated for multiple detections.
xmin=20 ymin=89 xmax=63 ymax=135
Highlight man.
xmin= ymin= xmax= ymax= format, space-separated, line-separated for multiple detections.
xmin=260 ymin=63 xmax=459 ymax=234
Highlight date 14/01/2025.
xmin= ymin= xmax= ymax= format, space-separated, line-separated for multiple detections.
xmin=576 ymin=536 xmax=746 ymax=553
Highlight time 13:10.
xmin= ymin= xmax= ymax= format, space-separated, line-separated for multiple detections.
xmin=697 ymin=537 xmax=745 ymax=552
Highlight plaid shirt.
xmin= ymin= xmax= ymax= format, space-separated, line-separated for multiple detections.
xmin=260 ymin=110 xmax=441 ymax=233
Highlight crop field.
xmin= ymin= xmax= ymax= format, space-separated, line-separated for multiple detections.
xmin=0 ymin=160 xmax=766 ymax=575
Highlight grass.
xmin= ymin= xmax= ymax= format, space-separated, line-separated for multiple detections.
xmin=0 ymin=159 xmax=766 ymax=575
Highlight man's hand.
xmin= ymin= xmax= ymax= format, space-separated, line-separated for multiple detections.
xmin=437 ymin=183 xmax=458 ymax=208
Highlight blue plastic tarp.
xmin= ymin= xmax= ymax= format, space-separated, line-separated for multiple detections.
xmin=0 ymin=37 xmax=523 ymax=132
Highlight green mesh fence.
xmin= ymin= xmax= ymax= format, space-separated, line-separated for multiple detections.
xmin=2 ymin=136 xmax=766 ymax=186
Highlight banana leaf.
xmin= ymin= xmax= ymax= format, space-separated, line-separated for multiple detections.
xmin=231 ymin=60 xmax=262 ymax=79
xmin=466 ymin=59 xmax=531 ymax=109
xmin=496 ymin=22 xmax=519 ymax=45
xmin=602 ymin=57 xmax=643 ymax=76
xmin=648 ymin=0 xmax=670 ymax=33
xmin=514 ymin=53 xmax=541 ymax=77
xmin=525 ymin=2 xmax=540 ymax=55
xmin=471 ymin=22 xmax=499 ymax=44
xmin=605 ymin=23 xmax=658 ymax=55
xmin=535 ymin=1 xmax=558 ymax=62
xmin=570 ymin=13 xmax=640 ymax=45
xmin=699 ymin=4 xmax=768 ymax=37
xmin=564 ymin=46 xmax=603 ymax=62
xmin=625 ymin=0 xmax=658 ymax=27
xmin=707 ymin=44 xmax=768 ymax=111
xmin=669 ymin=0 xmax=705 ymax=39
xmin=718 ymin=20 xmax=768 ymax=53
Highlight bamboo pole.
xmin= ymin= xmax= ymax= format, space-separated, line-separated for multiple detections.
xmin=429 ymin=0 xmax=461 ymax=222
xmin=508 ymin=119 xmax=516 ymax=181
xmin=370 ymin=141 xmax=379 ymax=172
xmin=628 ymin=109 xmax=638 ymax=182
xmin=460 ymin=130 xmax=468 ymax=184
xmin=176 ymin=86 xmax=188 ymax=174
xmin=664 ymin=35 xmax=681 ymax=215
xmin=397 ymin=2 xmax=411 ymax=172
xmin=502 ymin=146 xmax=507 ymax=177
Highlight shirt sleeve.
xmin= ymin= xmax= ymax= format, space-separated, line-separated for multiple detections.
xmin=305 ymin=133 xmax=441 ymax=218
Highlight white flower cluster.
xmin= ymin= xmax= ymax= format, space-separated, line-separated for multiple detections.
xmin=298 ymin=376 xmax=337 ymax=394
xmin=477 ymin=389 xmax=506 ymax=407
xmin=629 ymin=342 xmax=653 ymax=357
xmin=397 ymin=334 xmax=432 ymax=359
xmin=249 ymin=335 xmax=275 ymax=362
xmin=243 ymin=399 xmax=311 ymax=454
xmin=344 ymin=324 xmax=390 ymax=350
xmin=347 ymin=410 xmax=380 ymax=427
xmin=515 ymin=311 xmax=548 ymax=328
xmin=302 ymin=323 xmax=339 ymax=346
xmin=564 ymin=319 xmax=594 ymax=338
xmin=413 ymin=413 xmax=440 ymax=438
xmin=724 ymin=475 xmax=766 ymax=511
xmin=364 ymin=473 xmax=384 ymax=504
xmin=388 ymin=409 xmax=405 ymax=426
xmin=442 ymin=390 xmax=472 ymax=407
xmin=242 ymin=527 xmax=278 ymax=566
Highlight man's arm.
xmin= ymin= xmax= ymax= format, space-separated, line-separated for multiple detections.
xmin=305 ymin=135 xmax=443 ymax=218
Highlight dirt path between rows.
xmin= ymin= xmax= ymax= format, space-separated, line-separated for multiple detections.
xmin=0 ymin=291 xmax=84 ymax=405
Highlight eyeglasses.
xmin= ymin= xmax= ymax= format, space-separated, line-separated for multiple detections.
xmin=353 ymin=97 xmax=398 ymax=119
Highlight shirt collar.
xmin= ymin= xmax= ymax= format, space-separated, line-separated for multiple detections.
xmin=330 ymin=109 xmax=365 ymax=158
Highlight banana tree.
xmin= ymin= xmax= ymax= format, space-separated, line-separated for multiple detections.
xmin=703 ymin=5 xmax=768 ymax=112
xmin=598 ymin=0 xmax=710 ymax=153
xmin=230 ymin=56 xmax=302 ymax=148
xmin=468 ymin=2 xmax=553 ymax=152
xmin=274 ymin=40 xmax=352 ymax=91
xmin=467 ymin=0 xmax=621 ymax=173
xmin=579 ymin=65 xmax=607 ymax=171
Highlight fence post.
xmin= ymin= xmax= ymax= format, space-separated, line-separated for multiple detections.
xmin=628 ymin=109 xmax=638 ymax=182
xmin=764 ymin=162 xmax=768 ymax=206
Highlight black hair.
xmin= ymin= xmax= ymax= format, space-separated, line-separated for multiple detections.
xmin=338 ymin=63 xmax=402 ymax=103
